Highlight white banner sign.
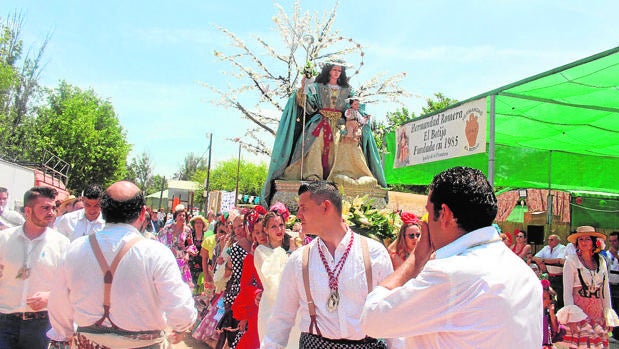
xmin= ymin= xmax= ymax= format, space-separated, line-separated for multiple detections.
xmin=220 ymin=191 xmax=236 ymax=212
xmin=394 ymin=98 xmax=487 ymax=167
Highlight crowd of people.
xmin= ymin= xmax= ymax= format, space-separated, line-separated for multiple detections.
xmin=1 ymin=166 xmax=619 ymax=348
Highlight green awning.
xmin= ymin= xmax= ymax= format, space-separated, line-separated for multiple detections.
xmin=384 ymin=46 xmax=619 ymax=194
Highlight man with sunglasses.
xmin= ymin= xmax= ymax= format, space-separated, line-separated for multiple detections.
xmin=361 ymin=167 xmax=542 ymax=348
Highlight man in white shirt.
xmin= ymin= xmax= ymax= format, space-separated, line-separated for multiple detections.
xmin=261 ymin=181 xmax=397 ymax=349
xmin=54 ymin=184 xmax=105 ymax=241
xmin=532 ymin=234 xmax=566 ymax=308
xmin=0 ymin=186 xmax=26 ymax=229
xmin=47 ymin=180 xmax=197 ymax=348
xmin=361 ymin=166 xmax=543 ymax=348
xmin=0 ymin=187 xmax=70 ymax=349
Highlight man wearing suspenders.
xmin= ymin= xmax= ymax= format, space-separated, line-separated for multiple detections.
xmin=47 ymin=181 xmax=197 ymax=348
xmin=261 ymin=181 xmax=400 ymax=349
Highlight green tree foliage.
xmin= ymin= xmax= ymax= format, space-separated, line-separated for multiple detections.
xmin=34 ymin=81 xmax=131 ymax=192
xmin=193 ymin=159 xmax=267 ymax=198
xmin=148 ymin=175 xmax=167 ymax=196
xmin=126 ymin=152 xmax=154 ymax=191
xmin=175 ymin=152 xmax=207 ymax=180
xmin=421 ymin=92 xmax=458 ymax=115
xmin=0 ymin=12 xmax=49 ymax=160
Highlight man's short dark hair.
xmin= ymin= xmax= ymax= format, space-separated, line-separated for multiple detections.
xmin=610 ymin=231 xmax=619 ymax=239
xmin=24 ymin=187 xmax=58 ymax=207
xmin=298 ymin=181 xmax=342 ymax=214
xmin=83 ymin=184 xmax=104 ymax=200
xmin=0 ymin=187 xmax=8 ymax=195
xmin=101 ymin=190 xmax=145 ymax=224
xmin=429 ymin=166 xmax=497 ymax=232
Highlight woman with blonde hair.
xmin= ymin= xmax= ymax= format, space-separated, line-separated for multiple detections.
xmin=388 ymin=212 xmax=422 ymax=270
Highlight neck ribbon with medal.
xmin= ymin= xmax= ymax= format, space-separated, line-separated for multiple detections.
xmin=317 ymin=231 xmax=355 ymax=312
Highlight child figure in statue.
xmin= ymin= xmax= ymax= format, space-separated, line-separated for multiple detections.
xmin=343 ymin=97 xmax=370 ymax=143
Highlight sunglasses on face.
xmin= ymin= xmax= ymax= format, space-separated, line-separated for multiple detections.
xmin=407 ymin=233 xmax=421 ymax=239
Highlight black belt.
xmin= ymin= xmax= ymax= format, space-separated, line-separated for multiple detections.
xmin=301 ymin=332 xmax=382 ymax=345
xmin=77 ymin=326 xmax=164 ymax=341
xmin=0 ymin=311 xmax=48 ymax=321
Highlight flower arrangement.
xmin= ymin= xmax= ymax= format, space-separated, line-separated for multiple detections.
xmin=342 ymin=195 xmax=401 ymax=241
xmin=302 ymin=61 xmax=318 ymax=78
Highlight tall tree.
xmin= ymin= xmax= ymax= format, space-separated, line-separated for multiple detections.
xmin=206 ymin=1 xmax=409 ymax=156
xmin=126 ymin=152 xmax=154 ymax=191
xmin=192 ymin=159 xmax=268 ymax=199
xmin=148 ymin=174 xmax=166 ymax=195
xmin=174 ymin=152 xmax=207 ymax=181
xmin=34 ymin=81 xmax=131 ymax=192
xmin=0 ymin=12 xmax=50 ymax=161
xmin=421 ymin=92 xmax=458 ymax=115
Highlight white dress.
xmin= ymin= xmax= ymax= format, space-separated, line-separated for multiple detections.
xmin=254 ymin=245 xmax=300 ymax=348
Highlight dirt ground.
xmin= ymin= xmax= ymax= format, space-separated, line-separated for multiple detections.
xmin=386 ymin=191 xmax=427 ymax=216
xmin=173 ymin=335 xmax=213 ymax=349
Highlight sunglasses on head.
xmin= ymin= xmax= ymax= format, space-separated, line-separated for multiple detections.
xmin=407 ymin=233 xmax=421 ymax=239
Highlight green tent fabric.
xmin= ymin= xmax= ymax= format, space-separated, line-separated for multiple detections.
xmin=570 ymin=191 xmax=619 ymax=229
xmin=384 ymin=46 xmax=619 ymax=194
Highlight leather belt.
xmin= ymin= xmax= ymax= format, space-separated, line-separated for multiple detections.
xmin=0 ymin=311 xmax=48 ymax=321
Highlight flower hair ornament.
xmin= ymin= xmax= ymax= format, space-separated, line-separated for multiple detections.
xmin=541 ymin=279 xmax=551 ymax=290
xmin=220 ymin=212 xmax=229 ymax=224
xmin=400 ymin=212 xmax=420 ymax=225
xmin=246 ymin=205 xmax=267 ymax=232
xmin=269 ymin=202 xmax=290 ymax=223
xmin=594 ymin=239 xmax=603 ymax=254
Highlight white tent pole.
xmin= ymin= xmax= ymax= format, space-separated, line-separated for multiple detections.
xmin=488 ymin=95 xmax=496 ymax=187
xmin=547 ymin=150 xmax=554 ymax=229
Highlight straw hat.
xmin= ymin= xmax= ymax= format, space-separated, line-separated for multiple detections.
xmin=58 ymin=195 xmax=77 ymax=209
xmin=189 ymin=215 xmax=208 ymax=227
xmin=567 ymin=225 xmax=606 ymax=244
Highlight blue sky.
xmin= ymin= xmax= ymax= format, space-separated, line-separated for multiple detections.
xmin=4 ymin=0 xmax=619 ymax=177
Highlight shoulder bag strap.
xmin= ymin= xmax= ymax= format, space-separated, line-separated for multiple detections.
xmin=302 ymin=244 xmax=321 ymax=336
xmin=360 ymin=236 xmax=372 ymax=294
xmin=89 ymin=234 xmax=143 ymax=327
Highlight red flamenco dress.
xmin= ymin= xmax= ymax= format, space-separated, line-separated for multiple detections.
xmin=232 ymin=253 xmax=263 ymax=348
